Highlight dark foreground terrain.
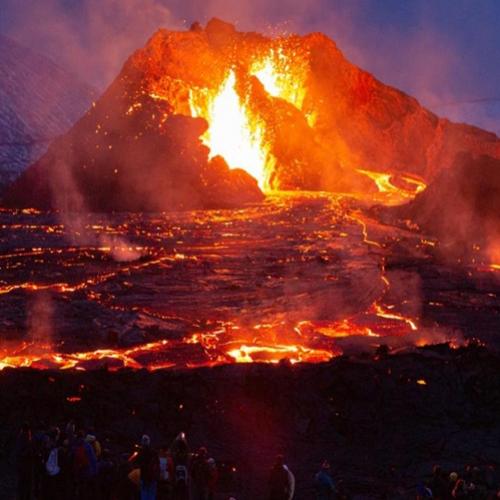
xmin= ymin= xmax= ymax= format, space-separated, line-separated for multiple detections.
xmin=1 ymin=344 xmax=500 ymax=499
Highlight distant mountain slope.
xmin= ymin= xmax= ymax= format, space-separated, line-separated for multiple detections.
xmin=0 ymin=35 xmax=95 ymax=192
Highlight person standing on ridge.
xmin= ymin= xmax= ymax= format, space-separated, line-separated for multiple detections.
xmin=268 ymin=455 xmax=295 ymax=500
xmin=315 ymin=460 xmax=336 ymax=499
xmin=15 ymin=423 xmax=33 ymax=500
xmin=136 ymin=434 xmax=160 ymax=500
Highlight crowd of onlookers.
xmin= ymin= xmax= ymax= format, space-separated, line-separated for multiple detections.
xmin=13 ymin=420 xmax=500 ymax=499
xmin=12 ymin=421 xmax=343 ymax=500
xmin=417 ymin=464 xmax=500 ymax=499
xmin=13 ymin=421 xmax=232 ymax=500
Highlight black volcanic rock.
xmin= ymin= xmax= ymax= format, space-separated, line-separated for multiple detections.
xmin=395 ymin=153 xmax=500 ymax=254
xmin=0 ymin=35 xmax=95 ymax=192
xmin=2 ymin=92 xmax=263 ymax=211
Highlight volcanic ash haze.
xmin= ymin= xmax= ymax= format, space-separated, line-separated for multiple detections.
xmin=4 ymin=18 xmax=500 ymax=212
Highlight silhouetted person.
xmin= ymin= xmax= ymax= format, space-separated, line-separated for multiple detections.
xmin=452 ymin=479 xmax=468 ymax=498
xmin=136 ymin=434 xmax=159 ymax=500
xmin=268 ymin=455 xmax=294 ymax=500
xmin=158 ymin=444 xmax=174 ymax=500
xmin=448 ymin=472 xmax=459 ymax=498
xmin=15 ymin=423 xmax=33 ymax=500
xmin=73 ymin=430 xmax=97 ymax=500
xmin=315 ymin=460 xmax=335 ymax=499
xmin=431 ymin=465 xmax=449 ymax=500
xmin=191 ymin=447 xmax=210 ymax=500
xmin=207 ymin=457 xmax=218 ymax=500
xmin=58 ymin=438 xmax=74 ymax=500
xmin=171 ymin=433 xmax=190 ymax=500
xmin=32 ymin=422 xmax=47 ymax=499
xmin=97 ymin=449 xmax=116 ymax=500
xmin=44 ymin=433 xmax=62 ymax=500
xmin=417 ymin=483 xmax=433 ymax=498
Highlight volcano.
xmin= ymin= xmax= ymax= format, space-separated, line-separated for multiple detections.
xmin=1 ymin=18 xmax=500 ymax=372
xmin=2 ymin=18 xmax=500 ymax=500
xmin=4 ymin=18 xmax=500 ymax=211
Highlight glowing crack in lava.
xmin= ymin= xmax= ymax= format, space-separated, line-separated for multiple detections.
xmin=0 ymin=193 xmax=472 ymax=372
xmin=5 ymin=24 xmax=494 ymax=373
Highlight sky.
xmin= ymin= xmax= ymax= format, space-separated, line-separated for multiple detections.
xmin=1 ymin=0 xmax=499 ymax=134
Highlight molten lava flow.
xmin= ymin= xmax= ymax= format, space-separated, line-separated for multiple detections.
xmin=357 ymin=169 xmax=427 ymax=205
xmin=189 ymin=70 xmax=273 ymax=189
xmin=225 ymin=343 xmax=332 ymax=364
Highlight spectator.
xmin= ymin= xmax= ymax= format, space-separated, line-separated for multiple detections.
xmin=73 ymin=430 xmax=98 ymax=500
xmin=58 ymin=438 xmax=74 ymax=499
xmin=207 ymin=457 xmax=218 ymax=500
xmin=15 ymin=423 xmax=33 ymax=500
xmin=431 ymin=465 xmax=449 ymax=500
xmin=171 ymin=433 xmax=190 ymax=500
xmin=158 ymin=444 xmax=174 ymax=499
xmin=315 ymin=460 xmax=335 ymax=499
xmin=449 ymin=472 xmax=459 ymax=498
xmin=416 ymin=482 xmax=433 ymax=499
xmin=268 ymin=455 xmax=295 ymax=500
xmin=452 ymin=478 xmax=468 ymax=498
xmin=135 ymin=434 xmax=159 ymax=500
xmin=191 ymin=446 xmax=210 ymax=500
xmin=44 ymin=435 xmax=62 ymax=500
xmin=86 ymin=433 xmax=102 ymax=460
xmin=98 ymin=448 xmax=116 ymax=500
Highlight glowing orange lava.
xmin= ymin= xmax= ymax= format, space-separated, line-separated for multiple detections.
xmin=189 ymin=70 xmax=274 ymax=190
xmin=357 ymin=169 xmax=427 ymax=205
xmin=187 ymin=47 xmax=311 ymax=190
xmin=249 ymin=48 xmax=309 ymax=116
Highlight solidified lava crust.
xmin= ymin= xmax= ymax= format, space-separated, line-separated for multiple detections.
xmin=0 ymin=192 xmax=499 ymax=371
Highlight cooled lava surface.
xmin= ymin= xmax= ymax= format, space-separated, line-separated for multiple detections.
xmin=1 ymin=192 xmax=499 ymax=371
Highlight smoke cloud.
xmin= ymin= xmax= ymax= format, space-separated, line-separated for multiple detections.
xmin=51 ymin=159 xmax=141 ymax=262
xmin=2 ymin=0 xmax=499 ymax=136
xmin=27 ymin=291 xmax=54 ymax=347
xmin=0 ymin=0 xmax=182 ymax=89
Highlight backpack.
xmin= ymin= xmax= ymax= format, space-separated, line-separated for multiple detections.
xmin=175 ymin=464 xmax=188 ymax=484
xmin=46 ymin=448 xmax=60 ymax=476
xmin=159 ymin=457 xmax=170 ymax=481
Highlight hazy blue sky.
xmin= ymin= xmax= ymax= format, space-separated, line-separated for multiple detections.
xmin=1 ymin=0 xmax=499 ymax=133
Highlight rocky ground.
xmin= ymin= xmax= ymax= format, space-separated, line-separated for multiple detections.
xmin=1 ymin=344 xmax=500 ymax=499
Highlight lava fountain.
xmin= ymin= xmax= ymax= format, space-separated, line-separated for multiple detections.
xmin=186 ymin=45 xmax=311 ymax=191
xmin=189 ymin=69 xmax=273 ymax=189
